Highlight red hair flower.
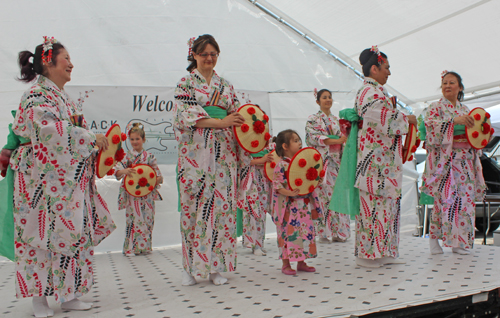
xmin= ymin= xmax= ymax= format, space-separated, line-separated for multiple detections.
xmin=106 ymin=168 xmax=115 ymax=176
xmin=482 ymin=123 xmax=491 ymax=134
xmin=482 ymin=139 xmax=488 ymax=147
xmin=295 ymin=178 xmax=303 ymax=186
xmin=263 ymin=114 xmax=269 ymax=122
xmin=247 ymin=107 xmax=256 ymax=115
xmin=121 ymin=133 xmax=127 ymax=141
xmin=112 ymin=134 xmax=121 ymax=144
xmin=138 ymin=177 xmax=148 ymax=187
xmin=472 ymin=131 xmax=479 ymax=138
xmin=253 ymin=121 xmax=265 ymax=134
xmin=104 ymin=157 xmax=114 ymax=166
xmin=149 ymin=172 xmax=155 ymax=179
xmin=148 ymin=186 xmax=154 ymax=192
xmin=306 ymin=167 xmax=318 ymax=181
xmin=135 ymin=190 xmax=141 ymax=196
xmin=115 ymin=148 xmax=125 ymax=162
xmin=137 ymin=168 xmax=144 ymax=174
xmin=313 ymin=153 xmax=321 ymax=162
xmin=485 ymin=112 xmax=491 ymax=119
xmin=128 ymin=180 xmax=134 ymax=186
xmin=298 ymin=158 xmax=307 ymax=168
xmin=270 ymin=162 xmax=276 ymax=168
xmin=251 ymin=140 xmax=259 ymax=148
xmin=319 ymin=170 xmax=326 ymax=178
xmin=241 ymin=124 xmax=250 ymax=133
xmin=474 ymin=114 xmax=481 ymax=121
xmin=309 ymin=185 xmax=315 ymax=193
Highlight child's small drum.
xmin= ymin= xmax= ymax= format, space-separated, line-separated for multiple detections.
xmin=286 ymin=147 xmax=324 ymax=196
xmin=123 ymin=164 xmax=157 ymax=197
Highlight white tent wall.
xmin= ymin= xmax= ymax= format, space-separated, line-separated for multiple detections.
xmin=0 ymin=0 xmax=420 ymax=251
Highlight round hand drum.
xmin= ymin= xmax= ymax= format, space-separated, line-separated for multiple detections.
xmin=234 ymin=104 xmax=271 ymax=153
xmin=402 ymin=124 xmax=420 ymax=164
xmin=124 ymin=164 xmax=157 ymax=198
xmin=466 ymin=107 xmax=494 ymax=150
xmin=96 ymin=124 xmax=127 ymax=178
xmin=286 ymin=147 xmax=324 ymax=196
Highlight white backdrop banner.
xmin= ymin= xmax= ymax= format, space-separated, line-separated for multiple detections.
xmin=65 ymin=86 xmax=271 ymax=164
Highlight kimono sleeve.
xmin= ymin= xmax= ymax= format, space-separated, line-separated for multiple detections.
xmin=424 ymin=102 xmax=454 ymax=146
xmin=148 ymin=153 xmax=162 ymax=177
xmin=358 ymin=87 xmax=408 ymax=137
xmin=273 ymin=161 xmax=288 ymax=191
xmin=173 ymin=77 xmax=211 ymax=129
xmin=14 ymin=92 xmax=96 ymax=160
xmin=224 ymin=80 xmax=241 ymax=115
xmin=305 ymin=114 xmax=327 ymax=147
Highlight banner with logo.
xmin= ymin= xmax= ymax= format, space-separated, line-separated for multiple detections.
xmin=65 ymin=86 xmax=271 ymax=164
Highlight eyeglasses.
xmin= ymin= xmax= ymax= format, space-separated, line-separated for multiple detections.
xmin=197 ymin=52 xmax=219 ymax=58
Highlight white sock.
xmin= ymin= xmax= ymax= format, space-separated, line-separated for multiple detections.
xmin=452 ymin=247 xmax=471 ymax=255
xmin=181 ymin=270 xmax=197 ymax=286
xmin=378 ymin=257 xmax=406 ymax=264
xmin=209 ymin=272 xmax=228 ymax=285
xmin=355 ymin=257 xmax=382 ymax=268
xmin=61 ymin=298 xmax=92 ymax=311
xmin=253 ymin=248 xmax=266 ymax=256
xmin=33 ymin=296 xmax=53 ymax=318
xmin=318 ymin=237 xmax=331 ymax=243
xmin=429 ymin=238 xmax=444 ymax=255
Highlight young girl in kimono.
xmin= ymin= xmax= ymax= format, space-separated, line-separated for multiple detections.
xmin=239 ymin=144 xmax=274 ymax=256
xmin=273 ymin=129 xmax=321 ymax=275
xmin=305 ymin=89 xmax=350 ymax=243
xmin=115 ymin=123 xmax=163 ymax=256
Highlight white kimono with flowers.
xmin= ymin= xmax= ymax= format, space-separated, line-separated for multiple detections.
xmin=305 ymin=110 xmax=350 ymax=240
xmin=174 ymin=69 xmax=240 ymax=278
xmin=354 ymin=77 xmax=408 ymax=259
xmin=11 ymin=76 xmax=115 ymax=302
xmin=421 ymin=98 xmax=486 ymax=249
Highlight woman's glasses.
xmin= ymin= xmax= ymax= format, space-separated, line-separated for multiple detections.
xmin=197 ymin=52 xmax=219 ymax=58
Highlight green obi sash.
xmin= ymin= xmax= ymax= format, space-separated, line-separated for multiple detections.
xmin=327 ymin=135 xmax=339 ymax=139
xmin=329 ymin=108 xmax=361 ymax=219
xmin=237 ymin=208 xmax=243 ymax=237
xmin=454 ymin=124 xmax=465 ymax=135
xmin=0 ymin=110 xmax=23 ymax=261
xmin=204 ymin=106 xmax=227 ymax=119
xmin=250 ymin=149 xmax=269 ymax=158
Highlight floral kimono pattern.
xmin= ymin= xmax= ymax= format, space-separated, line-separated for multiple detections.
xmin=116 ymin=149 xmax=162 ymax=254
xmin=174 ymin=69 xmax=240 ymax=278
xmin=272 ymin=158 xmax=321 ymax=262
xmin=305 ymin=110 xmax=351 ymax=240
xmin=238 ymin=147 xmax=273 ymax=250
xmin=421 ymin=98 xmax=486 ymax=249
xmin=11 ymin=76 xmax=116 ymax=303
xmin=354 ymin=77 xmax=408 ymax=259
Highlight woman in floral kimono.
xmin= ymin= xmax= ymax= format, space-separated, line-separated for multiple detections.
xmin=174 ymin=34 xmax=245 ymax=286
xmin=115 ymin=123 xmax=163 ymax=256
xmin=421 ymin=71 xmax=486 ymax=255
xmin=11 ymin=38 xmax=115 ymax=317
xmin=305 ymin=89 xmax=349 ymax=243
xmin=238 ymin=143 xmax=274 ymax=256
xmin=354 ymin=47 xmax=417 ymax=268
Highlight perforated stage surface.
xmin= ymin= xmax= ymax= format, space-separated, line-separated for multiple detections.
xmin=1 ymin=235 xmax=499 ymax=318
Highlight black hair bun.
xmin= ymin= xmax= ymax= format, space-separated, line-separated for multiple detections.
xmin=359 ymin=48 xmax=374 ymax=66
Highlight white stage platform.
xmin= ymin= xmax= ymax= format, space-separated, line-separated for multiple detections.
xmin=1 ymin=235 xmax=499 ymax=318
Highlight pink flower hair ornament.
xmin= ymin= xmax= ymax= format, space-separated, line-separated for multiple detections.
xmin=313 ymin=88 xmax=318 ymax=99
xmin=42 ymin=36 xmax=57 ymax=65
xmin=441 ymin=70 xmax=449 ymax=78
xmin=370 ymin=45 xmax=385 ymax=64
xmin=187 ymin=37 xmax=196 ymax=58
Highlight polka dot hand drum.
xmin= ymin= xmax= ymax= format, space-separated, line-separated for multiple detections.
xmin=287 ymin=147 xmax=324 ymax=196
xmin=124 ymin=164 xmax=157 ymax=197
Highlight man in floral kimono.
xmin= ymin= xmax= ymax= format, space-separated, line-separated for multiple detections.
xmin=354 ymin=47 xmax=417 ymax=268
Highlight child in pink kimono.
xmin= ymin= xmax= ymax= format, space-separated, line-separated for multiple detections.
xmin=272 ymin=129 xmax=322 ymax=275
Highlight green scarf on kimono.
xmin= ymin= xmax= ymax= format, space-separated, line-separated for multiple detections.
xmin=329 ymin=108 xmax=361 ymax=219
xmin=176 ymin=106 xmax=229 ymax=213
xmin=0 ymin=110 xmax=28 ymax=261
xmin=418 ymin=119 xmax=465 ymax=205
